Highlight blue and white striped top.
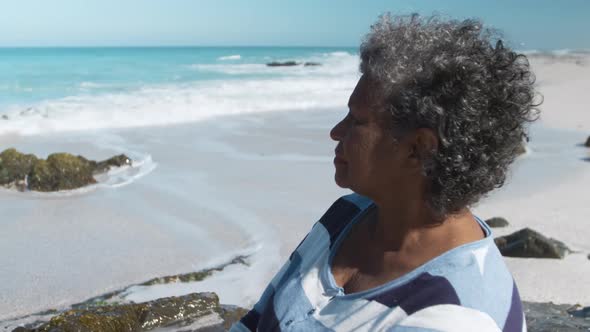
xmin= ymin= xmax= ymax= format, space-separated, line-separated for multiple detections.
xmin=231 ymin=194 xmax=525 ymax=331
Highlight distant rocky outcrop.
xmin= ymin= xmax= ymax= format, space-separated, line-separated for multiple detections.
xmin=485 ymin=217 xmax=510 ymax=228
xmin=12 ymin=292 xmax=247 ymax=332
xmin=524 ymin=302 xmax=590 ymax=332
xmin=266 ymin=61 xmax=322 ymax=67
xmin=0 ymin=148 xmax=131 ymax=192
xmin=494 ymin=228 xmax=571 ymax=259
xmin=585 ymin=135 xmax=590 ymax=147
xmin=266 ymin=61 xmax=299 ymax=67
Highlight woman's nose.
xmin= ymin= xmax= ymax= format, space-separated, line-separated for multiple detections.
xmin=330 ymin=118 xmax=345 ymax=141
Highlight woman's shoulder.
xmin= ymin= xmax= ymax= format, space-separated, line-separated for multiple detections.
xmin=314 ymin=193 xmax=373 ymax=244
xmin=360 ymin=235 xmax=523 ymax=331
xmin=286 ymin=194 xmax=373 ymax=270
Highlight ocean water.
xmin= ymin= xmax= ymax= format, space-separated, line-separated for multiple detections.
xmin=0 ymin=47 xmax=359 ymax=135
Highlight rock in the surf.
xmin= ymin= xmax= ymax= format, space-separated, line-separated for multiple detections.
xmin=77 ymin=154 xmax=132 ymax=175
xmin=12 ymin=292 xmax=246 ymax=332
xmin=0 ymin=148 xmax=38 ymax=187
xmin=28 ymin=153 xmax=97 ymax=192
xmin=485 ymin=217 xmax=510 ymax=228
xmin=266 ymin=61 xmax=299 ymax=67
xmin=0 ymin=148 xmax=132 ymax=192
xmin=494 ymin=228 xmax=570 ymax=259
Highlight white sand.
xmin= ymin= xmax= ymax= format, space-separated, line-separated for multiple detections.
xmin=529 ymin=53 xmax=590 ymax=131
xmin=1 ymin=53 xmax=590 ymax=325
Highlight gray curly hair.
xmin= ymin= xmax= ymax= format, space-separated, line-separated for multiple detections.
xmin=360 ymin=13 xmax=540 ymax=218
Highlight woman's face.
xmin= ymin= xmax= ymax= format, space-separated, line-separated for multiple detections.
xmin=330 ymin=75 xmax=406 ymax=197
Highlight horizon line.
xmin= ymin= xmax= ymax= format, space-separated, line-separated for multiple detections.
xmin=0 ymin=44 xmax=358 ymax=49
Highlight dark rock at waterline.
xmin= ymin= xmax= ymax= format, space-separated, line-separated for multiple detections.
xmin=304 ymin=62 xmax=321 ymax=66
xmin=524 ymin=302 xmax=590 ymax=332
xmin=0 ymin=148 xmax=132 ymax=192
xmin=140 ymin=256 xmax=248 ymax=287
xmin=485 ymin=217 xmax=510 ymax=228
xmin=16 ymin=299 xmax=589 ymax=332
xmin=494 ymin=228 xmax=571 ymax=259
xmin=28 ymin=153 xmax=97 ymax=192
xmin=266 ymin=61 xmax=299 ymax=67
xmin=0 ymin=148 xmax=38 ymax=187
xmin=218 ymin=305 xmax=250 ymax=331
xmin=585 ymin=136 xmax=590 ymax=147
xmin=77 ymin=154 xmax=131 ymax=175
xmin=12 ymin=292 xmax=247 ymax=332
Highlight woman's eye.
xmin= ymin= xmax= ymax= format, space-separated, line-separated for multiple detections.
xmin=347 ymin=113 xmax=362 ymax=125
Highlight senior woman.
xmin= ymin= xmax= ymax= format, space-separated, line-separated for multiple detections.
xmin=232 ymin=14 xmax=537 ymax=332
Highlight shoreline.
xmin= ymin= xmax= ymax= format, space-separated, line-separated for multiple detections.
xmin=0 ymin=254 xmax=251 ymax=330
xmin=1 ymin=109 xmax=588 ymax=319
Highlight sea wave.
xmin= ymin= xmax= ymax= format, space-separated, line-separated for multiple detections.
xmin=217 ymin=54 xmax=241 ymax=61
xmin=0 ymin=76 xmax=358 ymax=135
xmin=0 ymin=51 xmax=360 ymax=136
xmin=193 ymin=51 xmax=358 ymax=76
xmin=79 ymin=81 xmax=104 ymax=89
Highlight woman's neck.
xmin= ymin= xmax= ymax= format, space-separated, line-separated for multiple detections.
xmin=369 ymin=199 xmax=484 ymax=266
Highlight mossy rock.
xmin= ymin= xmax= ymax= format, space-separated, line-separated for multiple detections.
xmin=0 ymin=148 xmax=132 ymax=192
xmin=93 ymin=154 xmax=132 ymax=174
xmin=0 ymin=148 xmax=38 ymax=185
xmin=18 ymin=292 xmax=221 ymax=332
xmin=28 ymin=153 xmax=96 ymax=192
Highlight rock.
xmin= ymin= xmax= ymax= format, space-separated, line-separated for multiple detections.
xmin=568 ymin=305 xmax=590 ymax=319
xmin=304 ymin=62 xmax=321 ymax=66
xmin=140 ymin=256 xmax=248 ymax=286
xmin=218 ymin=305 xmax=250 ymax=331
xmin=92 ymin=154 xmax=132 ymax=174
xmin=266 ymin=61 xmax=299 ymax=67
xmin=485 ymin=217 xmax=510 ymax=228
xmin=524 ymin=301 xmax=590 ymax=332
xmin=28 ymin=153 xmax=96 ymax=192
xmin=585 ymin=136 xmax=590 ymax=147
xmin=0 ymin=148 xmax=38 ymax=186
xmin=13 ymin=293 xmax=247 ymax=332
xmin=0 ymin=148 xmax=132 ymax=192
xmin=1 ymin=114 xmax=8 ymax=120
xmin=494 ymin=228 xmax=571 ymax=259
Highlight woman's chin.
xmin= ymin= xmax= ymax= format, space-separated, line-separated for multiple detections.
xmin=334 ymin=172 xmax=351 ymax=189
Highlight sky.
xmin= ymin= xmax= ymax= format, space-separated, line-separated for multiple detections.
xmin=1 ymin=0 xmax=589 ymax=50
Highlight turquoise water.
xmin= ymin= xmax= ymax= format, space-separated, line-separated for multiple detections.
xmin=0 ymin=47 xmax=356 ymax=107
xmin=0 ymin=47 xmax=360 ymax=135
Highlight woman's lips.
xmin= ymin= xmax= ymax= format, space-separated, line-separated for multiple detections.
xmin=334 ymin=156 xmax=347 ymax=165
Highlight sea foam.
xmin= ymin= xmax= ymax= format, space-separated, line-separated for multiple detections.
xmin=217 ymin=54 xmax=241 ymax=61
xmin=0 ymin=52 xmax=360 ymax=136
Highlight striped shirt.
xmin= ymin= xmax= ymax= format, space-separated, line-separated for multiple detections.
xmin=231 ymin=194 xmax=525 ymax=331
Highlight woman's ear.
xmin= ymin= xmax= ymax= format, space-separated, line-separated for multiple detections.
xmin=407 ymin=128 xmax=438 ymax=170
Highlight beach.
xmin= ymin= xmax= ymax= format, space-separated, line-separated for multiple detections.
xmin=1 ymin=48 xmax=589 ymax=328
